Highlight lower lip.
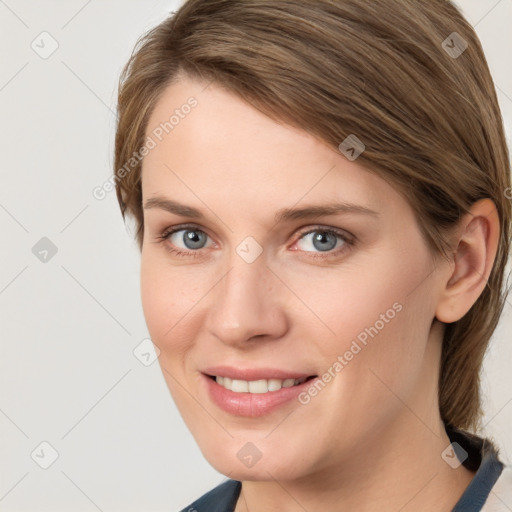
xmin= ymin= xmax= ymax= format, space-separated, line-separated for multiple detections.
xmin=202 ymin=374 xmax=318 ymax=417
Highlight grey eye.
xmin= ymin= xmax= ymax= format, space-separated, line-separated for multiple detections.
xmin=170 ymin=229 xmax=209 ymax=250
xmin=297 ymin=231 xmax=343 ymax=252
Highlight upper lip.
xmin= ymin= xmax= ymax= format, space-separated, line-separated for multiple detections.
xmin=202 ymin=365 xmax=316 ymax=381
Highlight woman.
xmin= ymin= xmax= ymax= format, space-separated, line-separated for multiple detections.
xmin=113 ymin=0 xmax=511 ymax=510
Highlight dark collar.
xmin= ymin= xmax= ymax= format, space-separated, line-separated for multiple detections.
xmin=447 ymin=424 xmax=504 ymax=511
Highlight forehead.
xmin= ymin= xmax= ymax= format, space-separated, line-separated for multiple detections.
xmin=141 ymin=76 xmax=403 ymax=221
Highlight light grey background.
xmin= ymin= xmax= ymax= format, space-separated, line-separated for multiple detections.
xmin=0 ymin=1 xmax=511 ymax=510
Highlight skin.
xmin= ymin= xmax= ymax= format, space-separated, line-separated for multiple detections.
xmin=139 ymin=74 xmax=500 ymax=512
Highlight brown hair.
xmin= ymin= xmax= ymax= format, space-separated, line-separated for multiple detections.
xmin=114 ymin=0 xmax=511 ymax=432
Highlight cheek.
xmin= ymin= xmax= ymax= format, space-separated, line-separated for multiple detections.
xmin=286 ymin=251 xmax=426 ymax=344
xmin=139 ymin=254 xmax=202 ymax=357
xmin=292 ymin=248 xmax=436 ymax=394
xmin=286 ymin=285 xmax=434 ymax=451
xmin=140 ymin=261 xmax=171 ymax=342
xmin=139 ymin=256 xmax=205 ymax=413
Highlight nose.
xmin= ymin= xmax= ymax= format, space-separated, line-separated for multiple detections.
xmin=204 ymin=253 xmax=289 ymax=347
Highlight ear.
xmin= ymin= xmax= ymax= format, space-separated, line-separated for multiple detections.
xmin=435 ymin=198 xmax=500 ymax=323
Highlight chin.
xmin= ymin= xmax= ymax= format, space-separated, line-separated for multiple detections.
xmin=198 ymin=436 xmax=310 ymax=482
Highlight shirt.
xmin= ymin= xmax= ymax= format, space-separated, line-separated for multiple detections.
xmin=179 ymin=425 xmax=511 ymax=512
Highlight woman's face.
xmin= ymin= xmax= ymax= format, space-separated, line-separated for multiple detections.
xmin=140 ymin=75 xmax=447 ymax=480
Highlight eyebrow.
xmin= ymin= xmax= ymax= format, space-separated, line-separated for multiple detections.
xmin=144 ymin=197 xmax=204 ymax=218
xmin=143 ymin=196 xmax=379 ymax=223
xmin=273 ymin=202 xmax=379 ymax=223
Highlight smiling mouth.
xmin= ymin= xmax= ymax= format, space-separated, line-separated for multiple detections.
xmin=206 ymin=374 xmax=317 ymax=393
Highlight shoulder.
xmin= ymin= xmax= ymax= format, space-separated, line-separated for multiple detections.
xmin=481 ymin=465 xmax=512 ymax=512
xmin=178 ymin=479 xmax=242 ymax=512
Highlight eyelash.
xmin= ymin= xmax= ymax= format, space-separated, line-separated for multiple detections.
xmin=154 ymin=224 xmax=355 ymax=260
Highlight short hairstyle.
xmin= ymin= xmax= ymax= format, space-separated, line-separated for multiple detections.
xmin=114 ymin=0 xmax=511 ymax=431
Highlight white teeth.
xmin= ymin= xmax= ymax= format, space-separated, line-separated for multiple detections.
xmin=231 ymin=379 xmax=249 ymax=392
xmin=214 ymin=376 xmax=308 ymax=393
xmin=267 ymin=379 xmax=283 ymax=392
xmin=282 ymin=378 xmax=295 ymax=388
xmin=248 ymin=379 xmax=268 ymax=394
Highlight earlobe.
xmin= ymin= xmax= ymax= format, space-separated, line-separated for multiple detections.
xmin=435 ymin=198 xmax=500 ymax=324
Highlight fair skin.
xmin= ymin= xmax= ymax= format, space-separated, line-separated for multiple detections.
xmin=139 ymin=74 xmax=500 ymax=512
